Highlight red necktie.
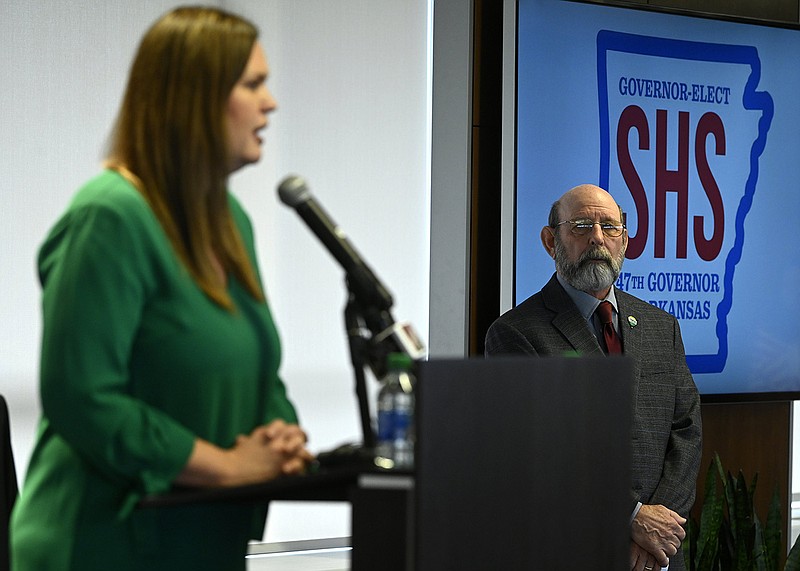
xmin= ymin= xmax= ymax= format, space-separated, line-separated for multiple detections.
xmin=596 ymin=301 xmax=622 ymax=355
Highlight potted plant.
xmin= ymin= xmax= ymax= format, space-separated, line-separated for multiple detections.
xmin=683 ymin=452 xmax=800 ymax=570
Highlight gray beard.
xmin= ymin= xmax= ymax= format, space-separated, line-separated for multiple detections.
xmin=554 ymin=238 xmax=625 ymax=294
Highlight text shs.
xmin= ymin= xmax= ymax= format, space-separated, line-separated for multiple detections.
xmin=617 ymin=105 xmax=725 ymax=262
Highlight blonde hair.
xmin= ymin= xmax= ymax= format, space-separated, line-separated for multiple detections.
xmin=107 ymin=6 xmax=263 ymax=309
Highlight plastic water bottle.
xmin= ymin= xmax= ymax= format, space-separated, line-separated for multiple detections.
xmin=375 ymin=353 xmax=416 ymax=469
xmin=375 ymin=378 xmax=396 ymax=462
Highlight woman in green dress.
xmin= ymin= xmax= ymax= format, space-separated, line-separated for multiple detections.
xmin=10 ymin=7 xmax=313 ymax=570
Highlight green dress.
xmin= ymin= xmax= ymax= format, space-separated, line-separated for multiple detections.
xmin=10 ymin=170 xmax=299 ymax=570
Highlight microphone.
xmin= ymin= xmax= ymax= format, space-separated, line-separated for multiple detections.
xmin=277 ymin=174 xmax=394 ymax=312
xmin=277 ymin=174 xmax=426 ymax=374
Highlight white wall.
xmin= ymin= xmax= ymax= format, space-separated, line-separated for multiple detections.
xmin=1 ymin=0 xmax=430 ymax=543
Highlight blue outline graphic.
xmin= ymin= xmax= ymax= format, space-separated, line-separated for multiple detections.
xmin=597 ymin=30 xmax=773 ymax=373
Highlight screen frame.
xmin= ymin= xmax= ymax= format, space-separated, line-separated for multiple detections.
xmin=500 ymin=0 xmax=800 ymax=402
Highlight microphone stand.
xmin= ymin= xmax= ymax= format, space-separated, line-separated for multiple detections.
xmin=314 ymin=280 xmax=389 ymax=469
xmin=344 ymin=291 xmax=377 ymax=451
xmin=315 ymin=275 xmax=424 ymax=471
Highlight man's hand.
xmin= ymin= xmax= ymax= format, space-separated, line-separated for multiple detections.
xmin=631 ymin=504 xmax=686 ymax=568
xmin=629 ymin=540 xmax=660 ymax=571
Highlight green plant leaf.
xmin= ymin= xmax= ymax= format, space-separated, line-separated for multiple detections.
xmin=728 ymin=470 xmax=755 ymax=570
xmin=715 ymin=454 xmax=736 ymax=541
xmin=753 ymin=514 xmax=767 ymax=571
xmin=786 ymin=533 xmax=800 ymax=571
xmin=763 ymin=486 xmax=781 ymax=571
xmin=683 ymin=517 xmax=698 ymax=570
xmin=696 ymin=459 xmax=723 ymax=569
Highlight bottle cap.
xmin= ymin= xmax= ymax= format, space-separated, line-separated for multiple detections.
xmin=387 ymin=352 xmax=412 ymax=371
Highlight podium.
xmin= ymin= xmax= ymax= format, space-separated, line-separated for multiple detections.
xmin=140 ymin=356 xmax=632 ymax=570
xmin=414 ymin=356 xmax=632 ymax=570
xmin=139 ymin=463 xmax=415 ymax=569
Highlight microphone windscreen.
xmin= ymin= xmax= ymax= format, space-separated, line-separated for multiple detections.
xmin=277 ymin=175 xmax=311 ymax=207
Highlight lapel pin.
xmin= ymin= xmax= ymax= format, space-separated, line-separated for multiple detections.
xmin=628 ymin=316 xmax=638 ymax=328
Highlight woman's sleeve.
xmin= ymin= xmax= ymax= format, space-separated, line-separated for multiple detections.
xmin=37 ymin=200 xmax=195 ymax=498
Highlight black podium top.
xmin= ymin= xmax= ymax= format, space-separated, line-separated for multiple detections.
xmin=137 ymin=461 xmax=415 ymax=509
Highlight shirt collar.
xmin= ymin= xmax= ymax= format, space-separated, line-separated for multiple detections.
xmin=556 ymin=273 xmax=619 ymax=318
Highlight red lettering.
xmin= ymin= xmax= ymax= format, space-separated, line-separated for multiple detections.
xmin=694 ymin=112 xmax=725 ymax=261
xmin=617 ymin=105 xmax=649 ymax=259
xmin=655 ymin=109 xmax=690 ymax=258
xmin=616 ymin=108 xmax=726 ymax=262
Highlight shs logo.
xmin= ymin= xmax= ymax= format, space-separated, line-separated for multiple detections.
xmin=597 ymin=30 xmax=773 ymax=373
xmin=618 ymin=106 xmax=724 ymax=262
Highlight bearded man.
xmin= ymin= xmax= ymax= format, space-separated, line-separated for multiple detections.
xmin=485 ymin=184 xmax=702 ymax=571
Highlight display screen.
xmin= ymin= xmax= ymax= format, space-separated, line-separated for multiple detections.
xmin=514 ymin=0 xmax=800 ymax=397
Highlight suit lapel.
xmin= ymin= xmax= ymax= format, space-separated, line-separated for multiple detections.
xmin=615 ymin=289 xmax=642 ymax=407
xmin=616 ymin=291 xmax=641 ymax=356
xmin=542 ymin=275 xmax=604 ymax=356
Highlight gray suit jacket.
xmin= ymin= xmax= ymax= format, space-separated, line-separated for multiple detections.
xmin=485 ymin=274 xmax=702 ymax=570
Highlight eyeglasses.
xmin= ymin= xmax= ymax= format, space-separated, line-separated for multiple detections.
xmin=554 ymin=219 xmax=626 ymax=237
